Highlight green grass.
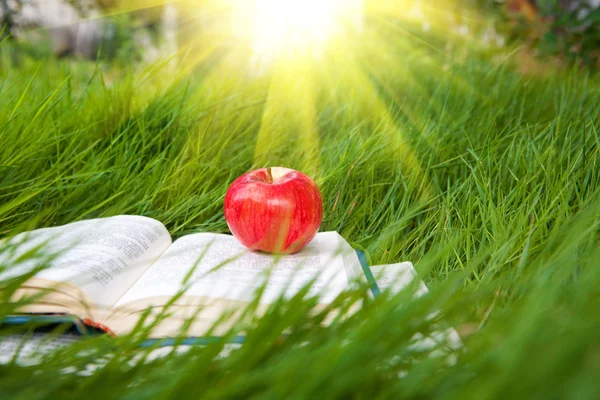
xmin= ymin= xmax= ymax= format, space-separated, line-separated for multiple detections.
xmin=1 ymin=22 xmax=600 ymax=399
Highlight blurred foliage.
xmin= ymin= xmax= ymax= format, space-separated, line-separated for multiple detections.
xmin=3 ymin=0 xmax=598 ymax=70
xmin=0 ymin=0 xmax=22 ymax=40
xmin=403 ymin=0 xmax=598 ymax=69
xmin=501 ymin=0 xmax=600 ymax=68
xmin=104 ymin=13 xmax=156 ymax=66
xmin=0 ymin=0 xmax=161 ymax=64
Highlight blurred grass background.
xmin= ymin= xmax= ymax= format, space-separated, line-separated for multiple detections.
xmin=1 ymin=0 xmax=600 ymax=398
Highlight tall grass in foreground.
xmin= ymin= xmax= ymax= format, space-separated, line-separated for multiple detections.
xmin=1 ymin=26 xmax=600 ymax=398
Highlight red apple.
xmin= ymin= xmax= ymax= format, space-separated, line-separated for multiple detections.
xmin=224 ymin=167 xmax=323 ymax=254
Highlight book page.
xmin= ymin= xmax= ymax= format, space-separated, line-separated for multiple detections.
xmin=114 ymin=232 xmax=354 ymax=309
xmin=0 ymin=216 xmax=172 ymax=308
xmin=371 ymin=262 xmax=429 ymax=297
xmin=0 ymin=334 xmax=81 ymax=367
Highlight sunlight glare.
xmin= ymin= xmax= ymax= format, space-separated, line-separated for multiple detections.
xmin=233 ymin=0 xmax=361 ymax=60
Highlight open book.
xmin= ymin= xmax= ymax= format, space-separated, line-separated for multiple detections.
xmin=1 ymin=216 xmax=369 ymax=338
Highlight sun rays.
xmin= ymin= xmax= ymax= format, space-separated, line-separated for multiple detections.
xmin=69 ymin=0 xmax=492 ymax=198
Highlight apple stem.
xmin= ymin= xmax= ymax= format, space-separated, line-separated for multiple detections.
xmin=267 ymin=167 xmax=273 ymax=183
